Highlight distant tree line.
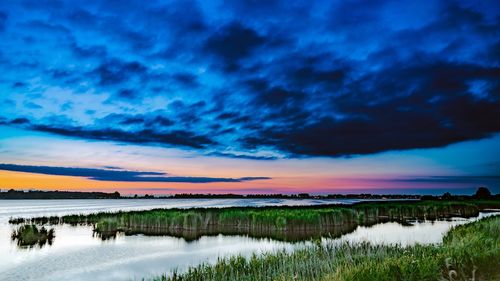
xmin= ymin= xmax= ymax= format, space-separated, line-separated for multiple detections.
xmin=0 ymin=187 xmax=497 ymax=200
xmin=0 ymin=189 xmax=121 ymax=199
xmin=167 ymin=193 xmax=422 ymax=199
xmin=427 ymin=186 xmax=498 ymax=201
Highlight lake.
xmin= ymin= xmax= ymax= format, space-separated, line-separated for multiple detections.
xmin=0 ymin=199 xmax=497 ymax=281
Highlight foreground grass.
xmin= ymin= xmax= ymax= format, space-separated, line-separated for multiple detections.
xmin=151 ymin=215 xmax=500 ymax=281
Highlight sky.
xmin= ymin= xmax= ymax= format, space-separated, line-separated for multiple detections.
xmin=0 ymin=0 xmax=499 ymax=195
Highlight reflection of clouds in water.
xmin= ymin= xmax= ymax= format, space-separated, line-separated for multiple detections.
xmin=2 ymin=229 xmax=300 ymax=281
xmin=334 ymin=221 xmax=456 ymax=246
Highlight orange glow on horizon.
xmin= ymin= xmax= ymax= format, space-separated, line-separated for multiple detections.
xmin=0 ymin=170 xmax=467 ymax=195
xmin=0 ymin=170 xmax=367 ymax=194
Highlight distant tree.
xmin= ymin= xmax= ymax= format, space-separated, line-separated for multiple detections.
xmin=442 ymin=192 xmax=452 ymax=200
xmin=112 ymin=191 xmax=121 ymax=198
xmin=421 ymin=195 xmax=436 ymax=200
xmin=474 ymin=187 xmax=492 ymax=199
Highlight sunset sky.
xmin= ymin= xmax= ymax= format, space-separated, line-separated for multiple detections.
xmin=0 ymin=0 xmax=499 ymax=195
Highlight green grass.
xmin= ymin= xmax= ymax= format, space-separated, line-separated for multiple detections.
xmin=11 ymin=224 xmax=55 ymax=247
xmin=149 ymin=215 xmax=500 ymax=281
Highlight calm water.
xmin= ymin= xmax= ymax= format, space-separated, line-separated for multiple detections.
xmin=0 ymin=199 xmax=497 ymax=281
xmin=0 ymin=198 xmax=377 ymax=219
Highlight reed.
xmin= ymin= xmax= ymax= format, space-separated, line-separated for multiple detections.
xmin=11 ymin=224 xmax=55 ymax=248
xmin=9 ymin=200 xmax=493 ymax=241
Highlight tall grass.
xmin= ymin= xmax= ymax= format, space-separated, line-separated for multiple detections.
xmin=150 ymin=215 xmax=500 ymax=281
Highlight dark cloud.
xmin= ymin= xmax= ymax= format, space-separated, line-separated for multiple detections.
xmin=117 ymin=89 xmax=137 ymax=99
xmin=208 ymin=152 xmax=278 ymax=161
xmin=21 ymin=20 xmax=70 ymax=36
xmin=0 ymin=11 xmax=6 ymax=31
xmin=31 ymin=124 xmax=215 ymax=149
xmin=0 ymin=163 xmax=271 ymax=183
xmin=254 ymin=86 xmax=306 ymax=108
xmin=204 ymin=22 xmax=266 ymax=70
xmin=92 ymin=59 xmax=147 ymax=86
xmin=101 ymin=113 xmax=176 ymax=129
xmin=238 ymin=177 xmax=272 ymax=181
xmin=51 ymin=69 xmax=72 ymax=79
xmin=238 ymin=60 xmax=500 ymax=156
xmin=138 ymin=176 xmax=271 ymax=183
xmin=11 ymin=81 xmax=26 ymax=88
xmin=118 ymin=116 xmax=144 ymax=125
xmin=24 ymin=102 xmax=43 ymax=109
xmin=146 ymin=116 xmax=174 ymax=127
xmin=0 ymin=163 xmax=165 ymax=181
xmin=216 ymin=112 xmax=240 ymax=120
xmin=102 ymin=166 xmax=123 ymax=170
xmin=70 ymin=42 xmax=107 ymax=59
xmin=10 ymin=118 xmax=30 ymax=125
xmin=172 ymin=73 xmax=199 ymax=88
xmin=289 ymin=65 xmax=347 ymax=90
xmin=60 ymin=102 xmax=73 ymax=111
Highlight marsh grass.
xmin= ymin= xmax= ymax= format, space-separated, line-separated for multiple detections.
xmin=149 ymin=215 xmax=500 ymax=281
xmin=11 ymin=224 xmax=55 ymax=248
xmin=8 ymin=200 xmax=489 ymax=241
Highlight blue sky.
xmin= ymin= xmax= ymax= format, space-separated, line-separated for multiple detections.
xmin=0 ymin=0 xmax=499 ymax=194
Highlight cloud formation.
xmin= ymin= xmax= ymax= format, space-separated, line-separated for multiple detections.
xmin=0 ymin=0 xmax=499 ymax=158
xmin=0 ymin=163 xmax=270 ymax=183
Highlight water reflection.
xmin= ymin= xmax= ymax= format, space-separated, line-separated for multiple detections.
xmin=91 ymin=221 xmax=361 ymax=242
xmin=333 ymin=211 xmax=498 ymax=247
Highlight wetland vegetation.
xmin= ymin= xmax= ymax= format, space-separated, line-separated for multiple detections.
xmin=10 ymin=200 xmax=499 ymax=241
xmin=152 ymin=215 xmax=500 ymax=281
xmin=11 ymin=224 xmax=55 ymax=248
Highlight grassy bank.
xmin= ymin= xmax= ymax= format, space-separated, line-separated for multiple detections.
xmin=152 ymin=215 xmax=500 ymax=281
xmin=9 ymin=200 xmax=498 ymax=241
